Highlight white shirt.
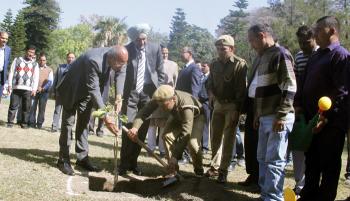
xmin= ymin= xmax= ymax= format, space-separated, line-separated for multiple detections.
xmin=0 ymin=47 xmax=5 ymax=72
xmin=185 ymin=59 xmax=195 ymax=68
xmin=248 ymin=70 xmax=258 ymax=98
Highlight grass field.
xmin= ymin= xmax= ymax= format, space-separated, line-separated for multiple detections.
xmin=0 ymin=99 xmax=349 ymax=201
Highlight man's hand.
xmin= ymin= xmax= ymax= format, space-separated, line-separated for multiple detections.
xmin=312 ymin=115 xmax=327 ymax=134
xmin=273 ymin=119 xmax=285 ymax=132
xmin=31 ymin=90 xmax=36 ymax=97
xmin=104 ymin=115 xmax=119 ymax=136
xmin=127 ymin=127 xmax=139 ymax=142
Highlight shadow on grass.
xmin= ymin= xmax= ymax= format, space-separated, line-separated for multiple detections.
xmin=0 ymin=147 xmax=256 ymax=200
xmin=108 ymin=175 xmax=254 ymax=201
xmin=0 ymin=147 xmax=171 ymax=177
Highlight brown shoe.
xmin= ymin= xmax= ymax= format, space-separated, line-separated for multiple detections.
xmin=205 ymin=167 xmax=219 ymax=177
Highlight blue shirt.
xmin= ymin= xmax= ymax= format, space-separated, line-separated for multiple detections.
xmin=295 ymin=42 xmax=350 ymax=131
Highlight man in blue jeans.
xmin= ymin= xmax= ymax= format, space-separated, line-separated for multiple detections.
xmin=247 ymin=23 xmax=296 ymax=201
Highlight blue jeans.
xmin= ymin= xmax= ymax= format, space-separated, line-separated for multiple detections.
xmin=257 ymin=113 xmax=294 ymax=201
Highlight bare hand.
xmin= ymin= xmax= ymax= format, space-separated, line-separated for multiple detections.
xmin=127 ymin=127 xmax=139 ymax=142
xmin=273 ymin=119 xmax=285 ymax=132
xmin=312 ymin=115 xmax=327 ymax=134
xmin=104 ymin=115 xmax=119 ymax=136
xmin=31 ymin=90 xmax=36 ymax=97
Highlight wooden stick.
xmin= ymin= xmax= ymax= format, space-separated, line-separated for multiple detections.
xmin=122 ymin=125 xmax=168 ymax=168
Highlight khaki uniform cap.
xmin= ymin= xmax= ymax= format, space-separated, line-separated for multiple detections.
xmin=215 ymin=35 xmax=235 ymax=47
xmin=152 ymin=85 xmax=175 ymax=101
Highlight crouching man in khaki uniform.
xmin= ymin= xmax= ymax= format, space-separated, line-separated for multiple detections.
xmin=127 ymin=85 xmax=205 ymax=176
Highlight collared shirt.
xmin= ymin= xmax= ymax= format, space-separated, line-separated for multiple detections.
xmin=207 ymin=54 xmax=247 ymax=110
xmin=185 ymin=59 xmax=195 ymax=68
xmin=0 ymin=46 xmax=4 ymax=72
xmin=296 ymin=42 xmax=349 ymax=130
xmin=248 ymin=70 xmax=258 ymax=98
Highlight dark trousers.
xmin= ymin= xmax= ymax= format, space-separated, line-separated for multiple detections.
xmin=202 ymin=102 xmax=210 ymax=150
xmin=29 ymin=92 xmax=49 ymax=126
xmin=52 ymin=97 xmax=63 ymax=130
xmin=244 ymin=98 xmax=259 ymax=180
xmin=8 ymin=89 xmax=31 ymax=126
xmin=58 ymin=96 xmax=91 ymax=162
xmin=120 ymin=89 xmax=151 ymax=170
xmin=299 ymin=124 xmax=345 ymax=201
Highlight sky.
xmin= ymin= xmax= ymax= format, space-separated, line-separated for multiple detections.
xmin=0 ymin=0 xmax=268 ymax=35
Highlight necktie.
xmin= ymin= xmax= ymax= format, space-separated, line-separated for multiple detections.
xmin=136 ymin=49 xmax=145 ymax=93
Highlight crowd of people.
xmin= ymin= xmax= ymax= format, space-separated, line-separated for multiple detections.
xmin=1 ymin=15 xmax=350 ymax=201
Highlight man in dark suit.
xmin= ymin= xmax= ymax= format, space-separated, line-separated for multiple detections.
xmin=176 ymin=46 xmax=201 ymax=98
xmin=56 ymin=45 xmax=128 ymax=175
xmin=175 ymin=46 xmax=202 ymax=164
xmin=0 ymin=31 xmax=11 ymax=102
xmin=51 ymin=52 xmax=75 ymax=132
xmin=118 ymin=23 xmax=165 ymax=175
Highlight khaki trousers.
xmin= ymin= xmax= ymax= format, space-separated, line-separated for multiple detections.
xmin=163 ymin=114 xmax=205 ymax=171
xmin=210 ymin=100 xmax=239 ymax=173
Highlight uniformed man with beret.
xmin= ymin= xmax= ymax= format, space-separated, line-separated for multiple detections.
xmin=127 ymin=85 xmax=205 ymax=176
xmin=206 ymin=35 xmax=248 ymax=183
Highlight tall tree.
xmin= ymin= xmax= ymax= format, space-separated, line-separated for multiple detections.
xmin=93 ymin=16 xmax=128 ymax=47
xmin=168 ymin=8 xmax=190 ymax=62
xmin=21 ymin=0 xmax=60 ymax=53
xmin=216 ymin=0 xmax=251 ymax=64
xmin=47 ymin=24 xmax=93 ymax=69
xmin=0 ymin=9 xmax=13 ymax=33
xmin=187 ymin=25 xmax=216 ymax=63
xmin=8 ymin=12 xmax=27 ymax=60
xmin=216 ymin=0 xmax=249 ymax=38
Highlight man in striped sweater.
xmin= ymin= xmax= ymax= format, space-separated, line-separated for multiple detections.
xmin=247 ymin=24 xmax=296 ymax=201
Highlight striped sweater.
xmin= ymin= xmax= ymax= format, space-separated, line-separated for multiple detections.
xmin=251 ymin=44 xmax=297 ymax=121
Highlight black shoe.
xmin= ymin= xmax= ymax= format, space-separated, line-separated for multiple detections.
xmin=130 ymin=167 xmax=142 ymax=176
xmin=217 ymin=172 xmax=227 ymax=184
xmin=7 ymin=123 xmax=13 ymax=128
xmin=96 ymin=130 xmax=104 ymax=137
xmin=238 ymin=174 xmax=258 ymax=186
xmin=57 ymin=160 xmax=74 ymax=175
xmin=21 ymin=124 xmax=29 ymax=129
xmin=51 ymin=128 xmax=58 ymax=133
xmin=76 ymin=157 xmax=101 ymax=172
xmin=37 ymin=124 xmax=42 ymax=129
xmin=118 ymin=167 xmax=127 ymax=176
xmin=194 ymin=168 xmax=204 ymax=177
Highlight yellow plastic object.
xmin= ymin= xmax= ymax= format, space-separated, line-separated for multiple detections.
xmin=318 ymin=96 xmax=332 ymax=111
xmin=284 ymin=187 xmax=296 ymax=201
